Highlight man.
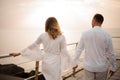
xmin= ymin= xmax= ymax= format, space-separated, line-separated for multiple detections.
xmin=73 ymin=13 xmax=116 ymax=80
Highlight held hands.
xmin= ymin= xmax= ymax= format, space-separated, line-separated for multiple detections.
xmin=9 ymin=53 xmax=21 ymax=57
xmin=72 ymin=65 xmax=78 ymax=77
xmin=109 ymin=70 xmax=115 ymax=77
xmin=107 ymin=70 xmax=115 ymax=79
xmin=73 ymin=65 xmax=78 ymax=70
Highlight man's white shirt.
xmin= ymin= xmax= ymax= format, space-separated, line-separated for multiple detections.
xmin=74 ymin=26 xmax=116 ymax=72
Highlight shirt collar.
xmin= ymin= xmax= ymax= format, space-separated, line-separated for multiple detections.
xmin=93 ymin=26 xmax=101 ymax=29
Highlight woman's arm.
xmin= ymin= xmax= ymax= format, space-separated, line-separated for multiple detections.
xmin=9 ymin=35 xmax=42 ymax=57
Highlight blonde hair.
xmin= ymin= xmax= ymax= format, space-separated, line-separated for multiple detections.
xmin=45 ymin=17 xmax=62 ymax=39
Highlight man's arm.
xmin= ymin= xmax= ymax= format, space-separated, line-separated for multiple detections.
xmin=107 ymin=36 xmax=116 ymax=73
xmin=73 ymin=34 xmax=85 ymax=66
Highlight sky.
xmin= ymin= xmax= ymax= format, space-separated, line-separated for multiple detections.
xmin=0 ymin=0 xmax=120 ymax=29
xmin=0 ymin=0 xmax=120 ymax=53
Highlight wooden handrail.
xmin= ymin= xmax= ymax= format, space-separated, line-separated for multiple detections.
xmin=112 ymin=36 xmax=120 ymax=38
xmin=0 ymin=42 xmax=119 ymax=80
xmin=35 ymin=61 xmax=39 ymax=80
xmin=0 ymin=54 xmax=11 ymax=59
xmin=0 ymin=42 xmax=78 ymax=59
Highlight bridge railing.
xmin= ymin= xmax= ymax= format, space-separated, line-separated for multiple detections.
xmin=0 ymin=42 xmax=78 ymax=80
xmin=0 ymin=36 xmax=120 ymax=80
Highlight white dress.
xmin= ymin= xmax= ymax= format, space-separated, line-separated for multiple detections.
xmin=21 ymin=32 xmax=73 ymax=80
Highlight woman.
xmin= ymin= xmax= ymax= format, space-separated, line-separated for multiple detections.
xmin=10 ymin=17 xmax=73 ymax=80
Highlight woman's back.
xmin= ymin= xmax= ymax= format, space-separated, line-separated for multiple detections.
xmin=40 ymin=32 xmax=64 ymax=55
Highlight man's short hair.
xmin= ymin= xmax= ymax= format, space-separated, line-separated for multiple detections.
xmin=93 ymin=14 xmax=104 ymax=24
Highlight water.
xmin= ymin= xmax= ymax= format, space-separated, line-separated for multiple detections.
xmin=0 ymin=28 xmax=120 ymax=72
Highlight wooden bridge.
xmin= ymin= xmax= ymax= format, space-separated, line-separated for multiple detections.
xmin=0 ymin=41 xmax=120 ymax=80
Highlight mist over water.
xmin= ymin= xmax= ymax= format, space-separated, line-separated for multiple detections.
xmin=0 ymin=0 xmax=120 ymax=71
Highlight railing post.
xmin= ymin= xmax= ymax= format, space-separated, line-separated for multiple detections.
xmin=35 ymin=61 xmax=39 ymax=80
xmin=76 ymin=42 xmax=78 ymax=47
